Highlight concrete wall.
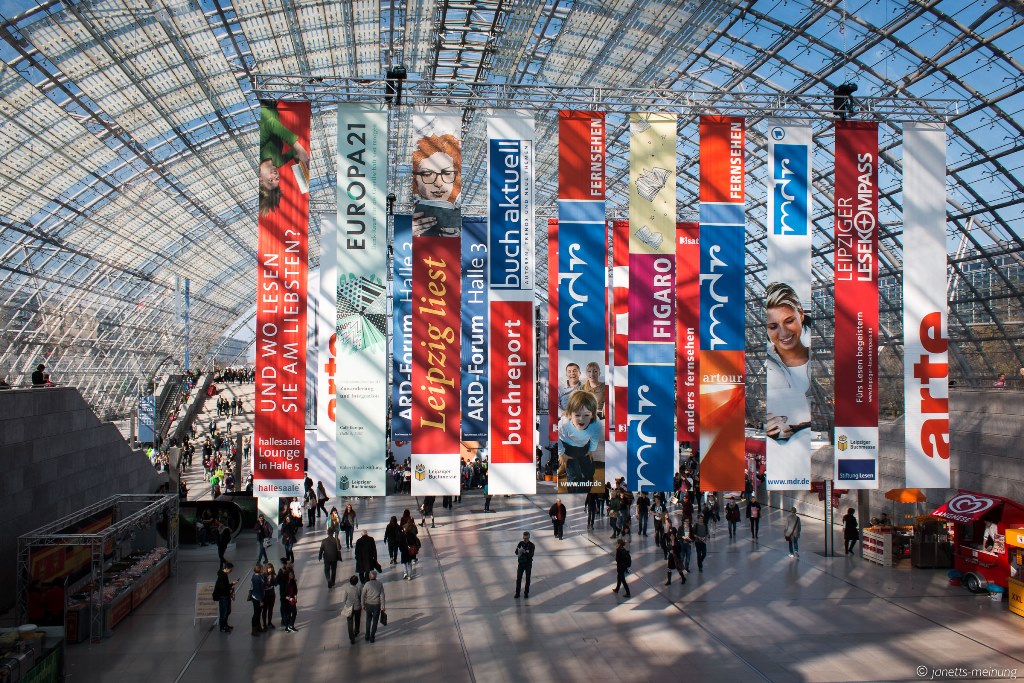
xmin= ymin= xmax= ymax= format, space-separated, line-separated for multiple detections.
xmin=768 ymin=388 xmax=1024 ymax=530
xmin=0 ymin=387 xmax=162 ymax=613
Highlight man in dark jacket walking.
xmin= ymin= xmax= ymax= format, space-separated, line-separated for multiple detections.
xmin=354 ymin=529 xmax=379 ymax=583
xmin=514 ymin=531 xmax=535 ymax=599
xmin=318 ymin=532 xmax=342 ymax=587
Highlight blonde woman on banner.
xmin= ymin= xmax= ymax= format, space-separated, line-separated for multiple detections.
xmin=764 ymin=282 xmax=812 ymax=445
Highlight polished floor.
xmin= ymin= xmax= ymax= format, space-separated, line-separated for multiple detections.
xmin=62 ymin=490 xmax=1024 ymax=683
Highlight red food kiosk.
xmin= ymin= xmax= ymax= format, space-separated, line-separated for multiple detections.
xmin=933 ymin=490 xmax=1024 ymax=593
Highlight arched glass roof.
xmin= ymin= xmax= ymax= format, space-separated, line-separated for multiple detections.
xmin=0 ymin=0 xmax=1020 ymax=423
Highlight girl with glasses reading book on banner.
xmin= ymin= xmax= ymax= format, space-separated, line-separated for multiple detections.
xmin=411 ymin=130 xmax=462 ymax=237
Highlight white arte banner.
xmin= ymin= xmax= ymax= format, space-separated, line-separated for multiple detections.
xmin=335 ymin=104 xmax=388 ymax=496
xmin=764 ymin=120 xmax=813 ymax=491
xmin=903 ymin=122 xmax=950 ymax=488
xmin=314 ymin=219 xmax=337 ymax=496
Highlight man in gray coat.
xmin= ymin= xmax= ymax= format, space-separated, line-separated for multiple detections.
xmin=360 ymin=571 xmax=386 ymax=643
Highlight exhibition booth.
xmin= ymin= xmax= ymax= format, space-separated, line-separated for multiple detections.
xmin=932 ymin=490 xmax=1024 ymax=594
xmin=15 ymin=493 xmax=178 ymax=660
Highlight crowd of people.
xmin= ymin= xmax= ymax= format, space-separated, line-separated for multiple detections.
xmin=217 ymin=366 xmax=255 ymax=383
xmin=216 ymin=482 xmax=424 ymax=642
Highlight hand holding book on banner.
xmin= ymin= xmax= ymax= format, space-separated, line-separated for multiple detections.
xmin=765 ymin=413 xmax=810 ymax=441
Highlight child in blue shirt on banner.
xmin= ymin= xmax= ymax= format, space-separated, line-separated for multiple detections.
xmin=559 ymin=390 xmax=601 ymax=484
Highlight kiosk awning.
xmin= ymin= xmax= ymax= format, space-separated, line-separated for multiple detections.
xmin=933 ymin=491 xmax=1003 ymax=524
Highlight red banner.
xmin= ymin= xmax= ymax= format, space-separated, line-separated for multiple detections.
xmin=676 ymin=222 xmax=699 ymax=443
xmin=411 ymin=236 xmax=462 ymax=455
xmin=558 ymin=113 xmax=605 ymax=199
xmin=833 ymin=122 xmax=879 ymax=488
xmin=254 ymin=100 xmax=309 ymax=497
xmin=547 ymin=218 xmax=559 ymax=441
xmin=612 ymin=219 xmax=629 ymax=442
xmin=490 ymin=298 xmax=534 ymax=464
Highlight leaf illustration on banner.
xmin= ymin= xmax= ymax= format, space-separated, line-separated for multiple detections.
xmin=337 ymin=273 xmax=387 ymax=353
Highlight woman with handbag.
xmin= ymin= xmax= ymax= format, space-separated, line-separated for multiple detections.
xmin=339 ymin=574 xmax=362 ymax=644
xmin=400 ymin=523 xmax=420 ymax=579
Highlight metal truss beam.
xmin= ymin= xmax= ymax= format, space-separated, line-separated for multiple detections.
xmin=253 ymin=76 xmax=959 ymax=121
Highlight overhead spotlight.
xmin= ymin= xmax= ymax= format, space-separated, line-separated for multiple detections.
xmin=385 ymin=64 xmax=407 ymax=106
xmin=833 ymin=82 xmax=858 ymax=121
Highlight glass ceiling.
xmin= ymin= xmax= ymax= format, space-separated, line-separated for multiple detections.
xmin=0 ymin=0 xmax=1021 ymax=425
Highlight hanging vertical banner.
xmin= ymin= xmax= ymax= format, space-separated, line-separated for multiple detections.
xmin=306 ymin=272 xmax=333 ymax=494
xmin=764 ymin=119 xmax=813 ymax=491
xmin=306 ymin=278 xmax=318 ymax=431
xmin=676 ymin=222 xmax=699 ymax=446
xmin=411 ymin=108 xmax=463 ymax=495
xmin=903 ymin=122 xmax=949 ymax=488
xmin=183 ymin=278 xmax=191 ymax=372
xmin=315 ymin=219 xmax=337 ymax=497
xmin=462 ymin=215 xmax=489 ymax=441
xmin=138 ymin=394 xmax=156 ymax=444
xmin=487 ymin=113 xmax=536 ymax=494
xmin=547 ymin=218 xmax=559 ymax=443
xmin=833 ymin=121 xmax=879 ymax=489
xmin=410 ymin=236 xmax=462 ymax=494
xmin=254 ymin=100 xmax=309 ymax=497
xmin=392 ymin=214 xmax=413 ymax=440
xmin=335 ymin=104 xmax=388 ymax=496
xmin=556 ymin=111 xmax=607 ymax=494
xmin=698 ymin=115 xmax=746 ymax=493
xmin=627 ymin=113 xmax=676 ymax=492
xmin=606 ymin=219 xmax=630 ymax=485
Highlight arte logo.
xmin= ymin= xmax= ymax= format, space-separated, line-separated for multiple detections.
xmin=772 ymin=144 xmax=808 ymax=237
xmin=700 ymin=245 xmax=729 ymax=349
xmin=414 ymin=464 xmax=426 ymax=481
xmin=837 ymin=435 xmax=848 ymax=451
xmin=947 ymin=493 xmax=995 ymax=517
xmin=560 ymin=242 xmax=589 ymax=349
xmin=338 ymin=476 xmax=350 ymax=491
xmin=911 ymin=311 xmax=950 ymax=460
